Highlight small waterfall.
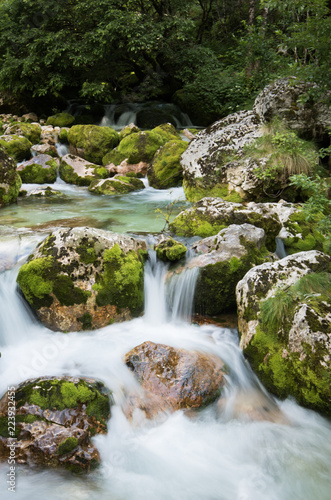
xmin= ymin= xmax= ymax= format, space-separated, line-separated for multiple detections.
xmin=55 ymin=142 xmax=69 ymax=157
xmin=143 ymin=250 xmax=169 ymax=325
xmin=167 ymin=267 xmax=199 ymax=322
xmin=275 ymin=237 xmax=287 ymax=259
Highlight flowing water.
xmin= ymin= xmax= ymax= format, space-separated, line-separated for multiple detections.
xmin=1 ymin=181 xmax=331 ymax=499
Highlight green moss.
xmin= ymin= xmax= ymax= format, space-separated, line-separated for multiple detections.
xmin=18 ymin=162 xmax=57 ymax=184
xmin=57 ymin=437 xmax=79 ymax=455
xmin=68 ymin=125 xmax=119 ymax=164
xmin=0 ymin=415 xmax=39 ymax=438
xmin=183 ymin=178 xmax=244 ymax=203
xmin=0 ymin=135 xmax=32 ymax=161
xmin=151 ymin=124 xmax=179 ymax=142
xmin=89 ymin=176 xmax=145 ymax=195
xmin=169 ymin=209 xmax=227 ymax=237
xmin=59 ymin=128 xmax=68 ymax=143
xmin=119 ymin=124 xmax=140 ymax=141
xmin=53 ymin=275 xmax=91 ymax=306
xmin=46 ymin=113 xmax=75 ymax=128
xmin=77 ymin=312 xmax=93 ymax=330
xmin=93 ymin=244 xmax=144 ymax=314
xmin=148 ymin=140 xmax=187 ymax=189
xmin=155 ymin=238 xmax=187 ymax=262
xmin=17 ymin=256 xmax=54 ymax=308
xmin=283 ymin=210 xmax=326 ymax=254
xmin=76 ymin=239 xmax=98 ymax=264
xmin=0 ymin=171 xmax=22 ymax=206
xmin=6 ymin=122 xmax=41 ymax=144
xmin=59 ymin=161 xmax=91 ymax=186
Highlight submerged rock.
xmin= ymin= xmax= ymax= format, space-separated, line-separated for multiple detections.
xmin=0 ymin=376 xmax=111 ymax=472
xmin=0 ymin=148 xmax=22 ymax=207
xmin=17 ymin=155 xmax=58 ymax=184
xmin=236 ymin=250 xmax=331 ymax=415
xmin=68 ymin=125 xmax=119 ymax=164
xmin=59 ymin=154 xmax=108 ymax=186
xmin=16 ymin=227 xmax=147 ymax=331
xmin=89 ymin=175 xmax=145 ymax=195
xmin=124 ymin=341 xmax=225 ymax=417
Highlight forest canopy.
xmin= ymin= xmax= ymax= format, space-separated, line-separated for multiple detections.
xmin=0 ymin=0 xmax=330 ymax=123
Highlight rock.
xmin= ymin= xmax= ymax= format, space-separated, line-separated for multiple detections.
xmin=31 ymin=143 xmax=59 ymax=157
xmin=0 ymin=376 xmax=111 ymax=472
xmin=5 ymin=122 xmax=41 ymax=144
xmin=119 ymin=123 xmax=141 ymax=141
xmin=68 ymin=125 xmax=119 ymax=164
xmin=124 ymin=341 xmax=225 ymax=417
xmin=16 ymin=227 xmax=147 ymax=331
xmin=58 ymin=128 xmax=69 ymax=143
xmin=155 ymin=237 xmax=187 ymax=262
xmin=187 ymin=224 xmax=271 ymax=315
xmin=23 ymin=186 xmax=63 ymax=198
xmin=17 ymin=155 xmax=58 ymax=184
xmin=59 ymin=154 xmax=108 ymax=186
xmin=22 ymin=112 xmax=38 ymax=122
xmin=253 ymin=78 xmax=331 ymax=142
xmin=169 ymin=197 xmax=282 ymax=251
xmin=105 ymin=159 xmax=148 ymax=177
xmin=102 ymin=124 xmax=179 ymax=166
xmin=46 ymin=112 xmax=75 ymax=128
xmin=236 ymin=250 xmax=331 ymax=414
xmin=0 ymin=148 xmax=22 ymax=207
xmin=147 ymin=140 xmax=187 ymax=189
xmin=88 ymin=175 xmax=145 ymax=195
xmin=0 ymin=134 xmax=32 ymax=162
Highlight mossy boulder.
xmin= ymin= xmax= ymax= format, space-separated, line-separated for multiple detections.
xmin=17 ymin=155 xmax=58 ymax=184
xmin=102 ymin=125 xmax=178 ymax=166
xmin=169 ymin=197 xmax=282 ymax=251
xmin=59 ymin=128 xmax=69 ymax=143
xmin=0 ymin=376 xmax=111 ymax=472
xmin=46 ymin=112 xmax=75 ymax=128
xmin=119 ymin=123 xmax=141 ymax=141
xmin=281 ymin=209 xmax=328 ymax=255
xmin=59 ymin=154 xmax=108 ymax=186
xmin=236 ymin=250 xmax=331 ymax=415
xmin=183 ymin=224 xmax=272 ymax=316
xmin=0 ymin=134 xmax=32 ymax=161
xmin=148 ymin=140 xmax=187 ymax=189
xmin=16 ymin=227 xmax=147 ymax=331
xmin=89 ymin=175 xmax=145 ymax=195
xmin=68 ymin=125 xmax=119 ymax=164
xmin=155 ymin=237 xmax=187 ymax=262
xmin=0 ymin=148 xmax=22 ymax=207
xmin=5 ymin=122 xmax=41 ymax=144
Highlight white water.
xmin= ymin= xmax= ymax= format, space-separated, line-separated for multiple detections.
xmin=1 ymin=204 xmax=331 ymax=498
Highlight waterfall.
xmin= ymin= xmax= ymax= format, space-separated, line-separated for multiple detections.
xmin=275 ymin=237 xmax=287 ymax=259
xmin=55 ymin=142 xmax=69 ymax=157
xmin=166 ymin=267 xmax=199 ymax=322
xmin=143 ymin=249 xmax=169 ymax=324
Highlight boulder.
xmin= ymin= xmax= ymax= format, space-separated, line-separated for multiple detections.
xmin=59 ymin=154 xmax=108 ymax=186
xmin=124 ymin=341 xmax=225 ymax=417
xmin=105 ymin=159 xmax=148 ymax=177
xmin=147 ymin=140 xmax=187 ymax=189
xmin=5 ymin=122 xmax=41 ymax=144
xmin=22 ymin=186 xmax=63 ymax=198
xmin=0 ymin=376 xmax=111 ymax=472
xmin=155 ymin=237 xmax=187 ymax=262
xmin=68 ymin=125 xmax=119 ymax=164
xmin=119 ymin=123 xmax=141 ymax=141
xmin=16 ymin=227 xmax=147 ymax=332
xmin=186 ymin=224 xmax=271 ymax=316
xmin=46 ymin=112 xmax=75 ymax=128
xmin=169 ymin=197 xmax=282 ymax=251
xmin=88 ymin=175 xmax=145 ymax=195
xmin=17 ymin=155 xmax=58 ymax=184
xmin=236 ymin=250 xmax=331 ymax=414
xmin=0 ymin=148 xmax=22 ymax=207
xmin=0 ymin=134 xmax=32 ymax=162
xmin=31 ymin=143 xmax=59 ymax=157
xmin=22 ymin=112 xmax=38 ymax=122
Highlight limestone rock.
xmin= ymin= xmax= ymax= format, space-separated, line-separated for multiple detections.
xmin=31 ymin=143 xmax=59 ymax=157
xmin=236 ymin=250 xmax=331 ymax=414
xmin=59 ymin=154 xmax=108 ymax=186
xmin=105 ymin=159 xmax=148 ymax=177
xmin=17 ymin=155 xmax=58 ymax=184
xmin=0 ymin=148 xmax=22 ymax=207
xmin=89 ymin=175 xmax=145 ymax=195
xmin=124 ymin=341 xmax=225 ymax=417
xmin=16 ymin=227 xmax=147 ymax=331
xmin=0 ymin=376 xmax=111 ymax=472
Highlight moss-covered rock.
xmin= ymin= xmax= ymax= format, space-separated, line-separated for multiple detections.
xmin=17 ymin=155 xmax=58 ymax=184
xmin=5 ymin=122 xmax=41 ymax=144
xmin=0 ymin=376 xmax=111 ymax=472
xmin=281 ymin=210 xmax=327 ymax=255
xmin=119 ymin=123 xmax=141 ymax=141
xmin=16 ymin=227 xmax=147 ymax=331
xmin=89 ymin=175 xmax=145 ymax=195
xmin=46 ymin=112 xmax=75 ymax=128
xmin=236 ymin=250 xmax=331 ymax=415
xmin=0 ymin=134 xmax=32 ymax=161
xmin=59 ymin=154 xmax=108 ymax=186
xmin=169 ymin=197 xmax=282 ymax=251
xmin=0 ymin=148 xmax=22 ymax=207
xmin=155 ymin=237 xmax=187 ymax=262
xmin=68 ymin=125 xmax=119 ymax=164
xmin=58 ymin=128 xmax=69 ymax=143
xmin=148 ymin=140 xmax=187 ymax=189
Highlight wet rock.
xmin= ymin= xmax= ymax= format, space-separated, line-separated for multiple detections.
xmin=17 ymin=155 xmax=58 ymax=184
xmin=68 ymin=125 xmax=119 ymax=164
xmin=148 ymin=140 xmax=187 ymax=189
xmin=89 ymin=175 xmax=145 ymax=195
xmin=155 ymin=237 xmax=187 ymax=262
xmin=124 ymin=341 xmax=225 ymax=417
xmin=0 ymin=148 xmax=22 ymax=207
xmin=119 ymin=123 xmax=141 ymax=141
xmin=105 ymin=159 xmax=148 ymax=177
xmin=236 ymin=250 xmax=331 ymax=415
xmin=16 ymin=227 xmax=147 ymax=331
xmin=5 ymin=122 xmax=41 ymax=144
xmin=0 ymin=376 xmax=111 ymax=472
xmin=59 ymin=154 xmax=108 ymax=186
xmin=31 ymin=143 xmax=59 ymax=157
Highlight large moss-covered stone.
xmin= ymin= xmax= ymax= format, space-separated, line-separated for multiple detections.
xmin=89 ymin=175 xmax=145 ymax=195
xmin=5 ymin=122 xmax=41 ymax=144
xmin=46 ymin=112 xmax=75 ymax=128
xmin=0 ymin=134 xmax=32 ymax=162
xmin=59 ymin=154 xmax=108 ymax=186
xmin=0 ymin=148 xmax=22 ymax=207
xmin=17 ymin=155 xmax=58 ymax=184
xmin=68 ymin=125 xmax=119 ymax=164
xmin=0 ymin=376 xmax=111 ymax=472
xmin=148 ymin=140 xmax=187 ymax=189
xmin=16 ymin=227 xmax=147 ymax=332
xmin=236 ymin=250 xmax=331 ymax=415
xmin=169 ymin=197 xmax=282 ymax=251
xmin=155 ymin=237 xmax=187 ymax=262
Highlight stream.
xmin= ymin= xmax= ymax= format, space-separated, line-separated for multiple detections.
xmin=1 ymin=174 xmax=331 ymax=499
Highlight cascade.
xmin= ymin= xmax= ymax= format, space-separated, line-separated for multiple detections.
xmin=275 ymin=236 xmax=287 ymax=259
